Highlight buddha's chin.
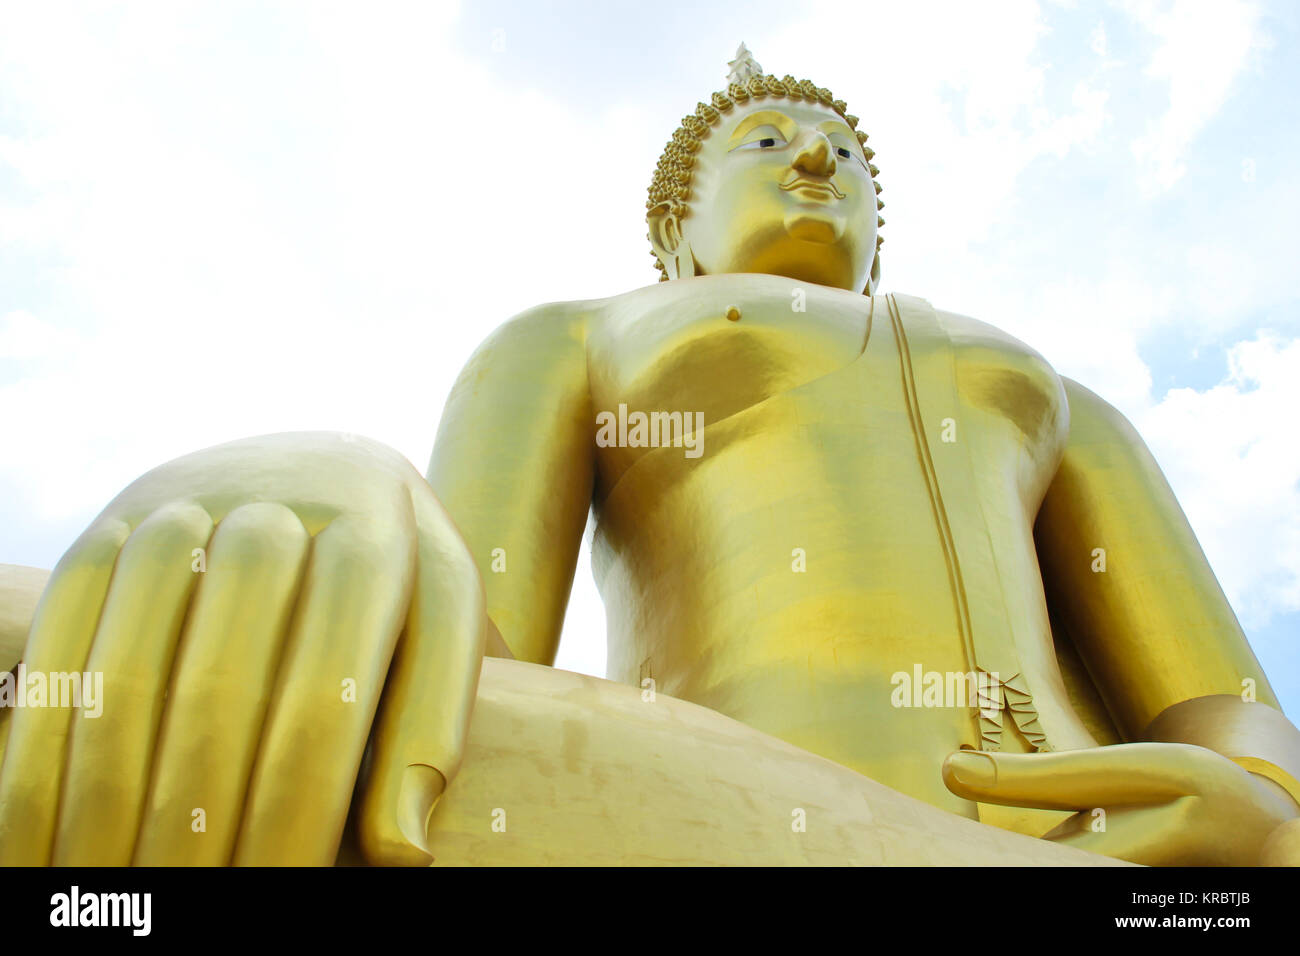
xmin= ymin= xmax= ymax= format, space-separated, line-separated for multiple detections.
xmin=748 ymin=247 xmax=861 ymax=292
xmin=783 ymin=207 xmax=846 ymax=244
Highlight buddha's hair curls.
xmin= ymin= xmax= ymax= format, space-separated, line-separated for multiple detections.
xmin=646 ymin=72 xmax=884 ymax=287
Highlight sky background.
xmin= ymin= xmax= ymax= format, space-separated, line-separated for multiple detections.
xmin=2 ymin=0 xmax=1298 ymax=718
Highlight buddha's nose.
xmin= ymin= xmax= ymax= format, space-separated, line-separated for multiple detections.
xmin=793 ymin=131 xmax=836 ymax=177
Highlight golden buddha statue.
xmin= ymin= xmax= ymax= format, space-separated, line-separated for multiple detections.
xmin=2 ymin=45 xmax=1299 ymax=867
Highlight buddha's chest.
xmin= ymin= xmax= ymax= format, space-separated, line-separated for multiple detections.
xmin=586 ymin=276 xmax=1068 ymax=499
xmin=587 ymin=274 xmax=870 ymax=437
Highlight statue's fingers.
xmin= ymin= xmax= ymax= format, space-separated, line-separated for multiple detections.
xmin=132 ymin=503 xmax=310 ymax=865
xmin=232 ymin=513 xmax=414 ymax=865
xmin=942 ymin=742 xmax=1211 ymax=811
xmin=52 ymin=502 xmax=214 ymax=865
xmin=0 ymin=520 xmax=129 ymax=864
xmin=356 ymin=487 xmax=486 ymax=865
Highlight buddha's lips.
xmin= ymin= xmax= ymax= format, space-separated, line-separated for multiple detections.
xmin=780 ymin=175 xmax=845 ymax=199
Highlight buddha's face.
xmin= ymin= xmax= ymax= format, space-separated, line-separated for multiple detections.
xmin=652 ymin=100 xmax=878 ymax=293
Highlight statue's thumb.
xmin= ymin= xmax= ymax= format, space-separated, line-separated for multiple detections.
xmin=356 ymin=486 xmax=488 ymax=865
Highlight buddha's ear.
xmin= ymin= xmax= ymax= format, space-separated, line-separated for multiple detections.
xmin=647 ymin=203 xmax=694 ymax=280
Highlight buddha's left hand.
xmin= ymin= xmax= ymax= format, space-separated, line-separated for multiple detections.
xmin=942 ymin=742 xmax=1300 ymax=865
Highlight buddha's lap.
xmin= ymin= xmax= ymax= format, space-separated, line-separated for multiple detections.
xmin=413 ymin=658 xmax=1125 ymax=865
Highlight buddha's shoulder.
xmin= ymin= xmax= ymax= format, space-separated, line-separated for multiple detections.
xmin=930 ymin=302 xmax=1045 ymax=363
xmin=888 ymin=293 xmax=1067 ymax=417
xmin=894 ymin=294 xmax=1145 ymax=446
xmin=893 ymin=297 xmax=1069 ymax=451
xmin=471 ymin=297 xmax=599 ymax=358
xmin=891 ymin=294 xmax=1060 ymax=379
xmin=478 ymin=282 xmax=678 ymax=342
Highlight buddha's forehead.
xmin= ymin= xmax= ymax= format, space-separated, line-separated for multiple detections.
xmin=718 ymin=99 xmax=854 ymax=143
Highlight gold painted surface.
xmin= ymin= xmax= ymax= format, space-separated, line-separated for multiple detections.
xmin=0 ymin=435 xmax=486 ymax=865
xmin=1145 ymin=695 xmax=1300 ymax=806
xmin=1 ymin=47 xmax=1297 ymax=866
xmin=412 ymin=659 xmax=1124 ymax=866
xmin=1036 ymin=378 xmax=1283 ymax=737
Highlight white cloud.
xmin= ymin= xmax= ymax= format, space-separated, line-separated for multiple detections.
xmin=1090 ymin=18 xmax=1110 ymax=58
xmin=1139 ymin=332 xmax=1300 ymax=626
xmin=0 ymin=310 xmax=79 ymax=361
xmin=1124 ymin=0 xmax=1265 ymax=194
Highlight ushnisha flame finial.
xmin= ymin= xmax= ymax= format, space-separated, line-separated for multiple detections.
xmin=726 ymin=43 xmax=764 ymax=86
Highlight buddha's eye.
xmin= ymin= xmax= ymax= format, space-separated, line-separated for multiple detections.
xmin=836 ymin=147 xmax=852 ymax=159
xmin=732 ymin=126 xmax=788 ymax=152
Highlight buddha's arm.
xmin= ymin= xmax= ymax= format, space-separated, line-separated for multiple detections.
xmin=1033 ymin=376 xmax=1300 ymax=803
xmin=427 ymin=302 xmax=595 ymax=666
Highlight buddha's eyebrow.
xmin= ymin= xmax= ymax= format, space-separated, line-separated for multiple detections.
xmin=817 ymin=120 xmax=858 ymax=142
xmin=727 ymin=110 xmax=797 ymax=149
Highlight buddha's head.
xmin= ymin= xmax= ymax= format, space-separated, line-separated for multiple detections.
xmin=647 ymin=45 xmax=883 ymax=295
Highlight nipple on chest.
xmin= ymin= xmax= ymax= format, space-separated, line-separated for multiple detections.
xmin=725 ymin=305 xmax=741 ymax=322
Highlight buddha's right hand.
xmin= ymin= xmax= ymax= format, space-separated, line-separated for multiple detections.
xmin=0 ymin=432 xmax=486 ymax=866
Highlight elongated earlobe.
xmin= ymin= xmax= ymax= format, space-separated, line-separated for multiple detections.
xmin=671 ymin=242 xmax=697 ymax=280
xmin=648 ymin=204 xmax=695 ymax=280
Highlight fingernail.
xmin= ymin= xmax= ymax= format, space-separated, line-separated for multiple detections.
xmin=397 ymin=764 xmax=447 ymax=858
xmin=947 ymin=751 xmax=998 ymax=789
